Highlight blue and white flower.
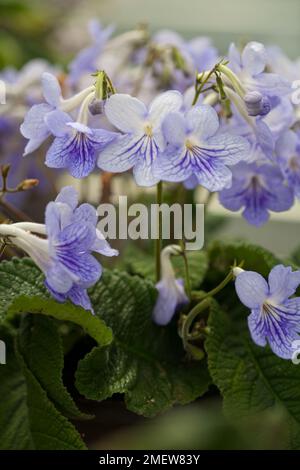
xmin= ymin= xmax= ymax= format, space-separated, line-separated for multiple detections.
xmin=219 ymin=162 xmax=294 ymax=226
xmin=45 ymin=109 xmax=117 ymax=178
xmin=234 ymin=265 xmax=300 ymax=359
xmin=0 ymin=186 xmax=117 ymax=311
xmin=97 ymin=91 xmax=183 ymax=186
xmin=154 ymin=104 xmax=250 ymax=191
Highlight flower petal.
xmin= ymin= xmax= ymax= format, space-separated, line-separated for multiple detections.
xmin=42 ymin=72 xmax=62 ymax=106
xmin=104 ymin=94 xmax=146 ymax=133
xmin=45 ymin=109 xmax=71 ymax=137
xmin=193 ymin=156 xmax=232 ymax=192
xmin=162 ymin=111 xmax=186 ymax=146
xmin=154 ymin=146 xmax=192 ymax=182
xmin=268 ymin=265 xmax=300 ymax=304
xmin=68 ymin=285 xmax=93 ymax=312
xmin=247 ymin=308 xmax=267 ymax=347
xmin=55 ymin=186 xmax=78 ymax=210
xmin=97 ymin=134 xmax=142 ymax=172
xmin=56 ymin=223 xmax=96 ymax=253
xmin=235 ymin=270 xmax=268 ymax=309
xmin=46 ymin=263 xmax=74 ymax=294
xmin=186 ymin=105 xmax=219 ymax=139
xmin=206 ymin=133 xmax=250 ymax=165
xmin=92 ymin=229 xmax=119 ymax=257
xmin=241 ymin=41 xmax=267 ymax=76
xmin=149 ymin=90 xmax=183 ymax=129
xmin=153 ymin=278 xmax=188 ymax=325
xmin=133 ymin=158 xmax=160 ymax=187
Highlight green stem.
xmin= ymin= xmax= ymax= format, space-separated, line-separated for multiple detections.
xmin=155 ymin=181 xmax=163 ymax=282
xmin=182 ymin=297 xmax=211 ymax=352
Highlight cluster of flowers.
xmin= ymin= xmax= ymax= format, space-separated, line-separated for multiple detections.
xmin=1 ymin=20 xmax=300 ymax=360
xmin=16 ymin=21 xmax=300 ymax=227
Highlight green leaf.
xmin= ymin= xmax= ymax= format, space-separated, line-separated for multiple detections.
xmin=123 ymin=245 xmax=208 ymax=290
xmin=76 ymin=270 xmax=211 ymax=417
xmin=207 ymin=240 xmax=280 ymax=280
xmin=0 ymin=258 xmax=46 ymax=323
xmin=18 ymin=315 xmax=90 ymax=420
xmin=6 ymin=295 xmax=112 ymax=347
xmin=205 ymin=300 xmax=300 ymax=450
xmin=0 ymin=328 xmax=86 ymax=450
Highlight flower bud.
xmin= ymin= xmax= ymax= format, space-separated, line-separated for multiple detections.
xmin=244 ymin=91 xmax=271 ymax=116
xmin=88 ymin=98 xmax=104 ymax=115
xmin=17 ymin=178 xmax=39 ymax=191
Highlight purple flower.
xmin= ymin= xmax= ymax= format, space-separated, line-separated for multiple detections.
xmin=97 ymin=91 xmax=183 ymax=186
xmin=152 ymin=245 xmax=188 ymax=325
xmin=68 ymin=19 xmax=115 ymax=86
xmin=0 ymin=186 xmax=118 ymax=311
xmin=234 ymin=265 xmax=300 ymax=359
xmin=276 ymin=130 xmax=300 ymax=198
xmin=228 ymin=41 xmax=290 ymax=99
xmin=44 ymin=186 xmax=118 ymax=310
xmin=219 ymin=162 xmax=294 ymax=226
xmin=20 ymin=73 xmax=62 ymax=155
xmin=45 ymin=109 xmax=117 ymax=178
xmin=154 ymin=105 xmax=250 ymax=192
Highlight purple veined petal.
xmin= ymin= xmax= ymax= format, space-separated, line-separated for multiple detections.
xmin=268 ymin=265 xmax=300 ymax=304
xmin=152 ymin=278 xmax=188 ymax=326
xmin=242 ymin=204 xmax=270 ymax=227
xmin=283 ymin=298 xmax=300 ymax=323
xmin=241 ymin=42 xmax=267 ymax=76
xmin=97 ymin=133 xmax=143 ymax=173
xmin=153 ymin=146 xmax=193 ymax=182
xmin=67 ymin=137 xmax=98 ymax=178
xmin=228 ymin=43 xmax=242 ymax=74
xmin=218 ymin=179 xmax=248 ymax=211
xmin=92 ymin=229 xmax=119 ymax=256
xmin=45 ymin=201 xmax=72 ymax=239
xmin=193 ymin=156 xmax=232 ymax=192
xmin=45 ymin=109 xmax=71 ymax=137
xmin=89 ymin=128 xmax=118 ymax=148
xmin=265 ymin=183 xmax=294 ymax=212
xmin=55 ymin=223 xmax=96 ymax=253
xmin=186 ymin=105 xmax=219 ymax=139
xmin=55 ymin=186 xmax=78 ymax=210
xmin=148 ymin=90 xmax=183 ymax=129
xmin=104 ymin=94 xmax=147 ymax=133
xmin=45 ymin=135 xmax=73 ymax=169
xmin=46 ymin=263 xmax=74 ymax=294
xmin=162 ymin=112 xmax=186 ymax=146
xmin=57 ymin=252 xmax=102 ymax=288
xmin=264 ymin=312 xmax=298 ymax=360
xmin=133 ymin=158 xmax=160 ymax=187
xmin=44 ymin=280 xmax=67 ymax=303
xmin=42 ymin=72 xmax=62 ymax=107
xmin=276 ymin=130 xmax=298 ymax=159
xmin=67 ymin=285 xmax=93 ymax=312
xmin=235 ymin=270 xmax=269 ymax=309
xmin=206 ymin=133 xmax=250 ymax=165
xmin=74 ymin=203 xmax=97 ymax=226
xmin=247 ymin=308 xmax=267 ymax=347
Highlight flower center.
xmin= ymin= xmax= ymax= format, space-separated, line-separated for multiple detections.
xmin=144 ymin=123 xmax=153 ymax=137
xmin=261 ymin=301 xmax=280 ymax=320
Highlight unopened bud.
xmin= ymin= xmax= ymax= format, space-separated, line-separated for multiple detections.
xmin=17 ymin=179 xmax=39 ymax=191
xmin=1 ymin=164 xmax=10 ymax=179
xmin=88 ymin=98 xmax=104 ymax=116
xmin=244 ymin=91 xmax=271 ymax=116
